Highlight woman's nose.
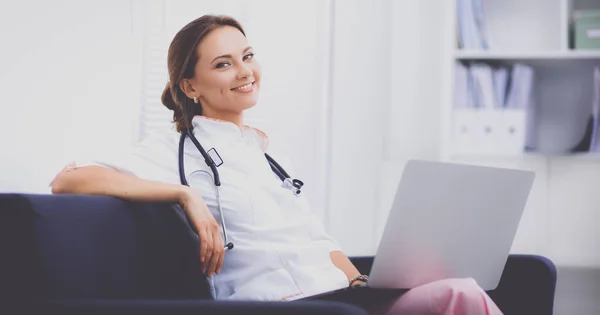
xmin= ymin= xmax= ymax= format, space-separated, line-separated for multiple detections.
xmin=236 ymin=63 xmax=253 ymax=80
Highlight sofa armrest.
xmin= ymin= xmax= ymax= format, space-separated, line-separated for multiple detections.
xmin=349 ymin=255 xmax=557 ymax=315
xmin=349 ymin=256 xmax=377 ymax=276
xmin=0 ymin=193 xmax=209 ymax=300
xmin=487 ymin=254 xmax=557 ymax=315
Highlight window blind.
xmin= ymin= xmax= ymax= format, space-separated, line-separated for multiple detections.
xmin=137 ymin=0 xmax=175 ymax=142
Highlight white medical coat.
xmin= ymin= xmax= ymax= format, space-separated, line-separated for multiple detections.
xmin=73 ymin=116 xmax=349 ymax=301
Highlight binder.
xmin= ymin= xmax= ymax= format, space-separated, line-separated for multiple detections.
xmin=452 ymin=62 xmax=533 ymax=155
xmin=456 ymin=0 xmax=490 ymax=50
xmin=591 ymin=67 xmax=600 ymax=152
xmin=505 ymin=64 xmax=535 ymax=109
xmin=493 ymin=68 xmax=508 ymax=108
xmin=454 ymin=62 xmax=474 ymax=109
xmin=470 ymin=63 xmax=497 ymax=109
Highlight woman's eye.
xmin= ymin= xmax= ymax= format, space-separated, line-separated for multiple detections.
xmin=216 ymin=62 xmax=230 ymax=69
xmin=243 ymin=53 xmax=254 ymax=61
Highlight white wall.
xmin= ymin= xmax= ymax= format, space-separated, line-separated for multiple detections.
xmin=374 ymin=1 xmax=447 ymax=245
xmin=0 ymin=0 xmax=140 ymax=193
xmin=326 ymin=0 xmax=390 ymax=255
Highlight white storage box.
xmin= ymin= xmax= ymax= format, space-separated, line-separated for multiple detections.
xmin=451 ymin=108 xmax=527 ymax=156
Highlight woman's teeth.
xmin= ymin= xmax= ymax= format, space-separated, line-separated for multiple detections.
xmin=232 ymin=82 xmax=253 ymax=91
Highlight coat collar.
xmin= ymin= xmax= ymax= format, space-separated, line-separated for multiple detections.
xmin=191 ymin=115 xmax=269 ymax=152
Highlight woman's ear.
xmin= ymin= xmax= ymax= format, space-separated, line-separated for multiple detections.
xmin=179 ymin=79 xmax=198 ymax=100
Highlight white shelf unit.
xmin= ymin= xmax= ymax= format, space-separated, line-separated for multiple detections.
xmin=443 ymin=0 xmax=600 ymax=160
xmin=441 ymin=0 xmax=600 ymax=267
xmin=455 ymin=50 xmax=600 ymax=60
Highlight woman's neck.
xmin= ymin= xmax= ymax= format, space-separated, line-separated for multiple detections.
xmin=201 ymin=108 xmax=244 ymax=129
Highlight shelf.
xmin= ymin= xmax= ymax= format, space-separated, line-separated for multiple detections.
xmin=454 ymin=50 xmax=600 ymax=60
xmin=448 ymin=152 xmax=600 ymax=161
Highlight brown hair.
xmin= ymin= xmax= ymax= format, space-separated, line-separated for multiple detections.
xmin=161 ymin=15 xmax=246 ymax=133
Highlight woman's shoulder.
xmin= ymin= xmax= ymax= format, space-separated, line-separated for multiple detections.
xmin=137 ymin=128 xmax=181 ymax=153
xmin=106 ymin=128 xmax=182 ymax=182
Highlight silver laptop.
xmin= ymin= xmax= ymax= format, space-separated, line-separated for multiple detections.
xmin=302 ymin=159 xmax=535 ymax=301
xmin=366 ymin=159 xmax=535 ymax=291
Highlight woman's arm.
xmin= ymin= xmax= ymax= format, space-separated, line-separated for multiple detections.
xmin=52 ymin=165 xmax=189 ymax=203
xmin=330 ymin=251 xmax=366 ymax=287
xmin=51 ymin=165 xmax=225 ymax=277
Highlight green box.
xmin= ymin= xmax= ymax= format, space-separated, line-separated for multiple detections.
xmin=574 ymin=10 xmax=600 ymax=50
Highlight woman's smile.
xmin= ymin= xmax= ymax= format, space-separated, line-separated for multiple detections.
xmin=231 ymin=81 xmax=255 ymax=93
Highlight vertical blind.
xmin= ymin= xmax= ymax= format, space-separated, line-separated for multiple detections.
xmin=137 ymin=0 xmax=175 ymax=142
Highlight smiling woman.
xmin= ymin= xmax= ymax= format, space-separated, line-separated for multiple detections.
xmin=161 ymin=15 xmax=261 ymax=132
xmin=50 ymin=14 xmax=503 ymax=315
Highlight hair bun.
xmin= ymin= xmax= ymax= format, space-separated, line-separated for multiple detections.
xmin=161 ymin=82 xmax=178 ymax=111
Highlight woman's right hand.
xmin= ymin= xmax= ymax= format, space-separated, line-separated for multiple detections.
xmin=179 ymin=187 xmax=225 ymax=278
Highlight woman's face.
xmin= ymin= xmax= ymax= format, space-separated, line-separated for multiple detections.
xmin=189 ymin=26 xmax=261 ymax=117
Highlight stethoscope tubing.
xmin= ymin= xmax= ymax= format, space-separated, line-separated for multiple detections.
xmin=177 ymin=127 xmax=303 ymax=252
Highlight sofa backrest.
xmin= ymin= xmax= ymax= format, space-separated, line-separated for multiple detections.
xmin=0 ymin=194 xmax=211 ymax=301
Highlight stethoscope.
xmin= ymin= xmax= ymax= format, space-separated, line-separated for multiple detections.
xmin=178 ymin=127 xmax=304 ymax=251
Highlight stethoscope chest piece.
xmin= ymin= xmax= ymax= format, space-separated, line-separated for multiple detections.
xmin=282 ymin=178 xmax=304 ymax=196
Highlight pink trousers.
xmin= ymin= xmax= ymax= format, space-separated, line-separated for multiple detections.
xmin=310 ymin=278 xmax=503 ymax=315
xmin=371 ymin=278 xmax=503 ymax=315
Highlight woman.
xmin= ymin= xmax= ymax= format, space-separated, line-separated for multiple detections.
xmin=51 ymin=15 xmax=502 ymax=315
